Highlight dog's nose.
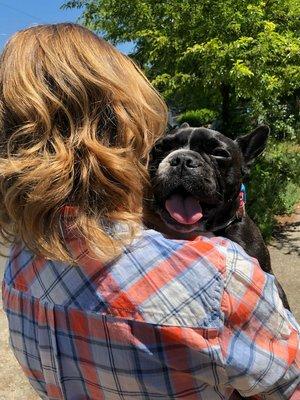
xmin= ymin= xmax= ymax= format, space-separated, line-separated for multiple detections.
xmin=169 ymin=154 xmax=200 ymax=168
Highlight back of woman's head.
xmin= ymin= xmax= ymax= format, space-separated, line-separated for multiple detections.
xmin=0 ymin=23 xmax=168 ymax=262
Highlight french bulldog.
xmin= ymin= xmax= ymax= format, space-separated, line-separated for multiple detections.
xmin=146 ymin=123 xmax=289 ymax=310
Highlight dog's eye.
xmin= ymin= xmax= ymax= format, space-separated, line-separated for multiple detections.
xmin=154 ymin=144 xmax=163 ymax=152
xmin=153 ymin=142 xmax=164 ymax=153
xmin=211 ymin=148 xmax=231 ymax=159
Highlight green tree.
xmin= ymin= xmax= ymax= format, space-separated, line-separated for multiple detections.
xmin=63 ymin=0 xmax=300 ymax=138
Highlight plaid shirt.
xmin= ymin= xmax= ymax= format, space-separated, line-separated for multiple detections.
xmin=2 ymin=227 xmax=300 ymax=400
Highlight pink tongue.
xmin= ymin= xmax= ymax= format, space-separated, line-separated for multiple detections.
xmin=165 ymin=194 xmax=203 ymax=225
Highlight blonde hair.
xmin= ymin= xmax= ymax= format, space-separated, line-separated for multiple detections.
xmin=0 ymin=23 xmax=168 ymax=263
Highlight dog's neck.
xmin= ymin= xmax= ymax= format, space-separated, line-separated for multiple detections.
xmin=209 ymin=187 xmax=246 ymax=232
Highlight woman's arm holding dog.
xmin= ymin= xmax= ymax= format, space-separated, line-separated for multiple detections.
xmin=220 ymin=240 xmax=299 ymax=399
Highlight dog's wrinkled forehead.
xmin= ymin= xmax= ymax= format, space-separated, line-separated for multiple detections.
xmin=161 ymin=126 xmax=236 ymax=152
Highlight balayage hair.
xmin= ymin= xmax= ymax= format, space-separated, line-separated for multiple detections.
xmin=0 ymin=23 xmax=168 ymax=263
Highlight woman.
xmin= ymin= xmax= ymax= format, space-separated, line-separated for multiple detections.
xmin=1 ymin=24 xmax=299 ymax=399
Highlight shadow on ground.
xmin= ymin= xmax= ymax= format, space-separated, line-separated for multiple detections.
xmin=272 ymin=221 xmax=300 ymax=256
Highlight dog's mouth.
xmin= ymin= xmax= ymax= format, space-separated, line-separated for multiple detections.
xmin=160 ymin=187 xmax=219 ymax=230
xmin=165 ymin=194 xmax=203 ymax=225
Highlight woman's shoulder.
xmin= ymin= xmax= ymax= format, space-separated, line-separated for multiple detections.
xmin=136 ymin=227 xmax=251 ymax=275
xmin=2 ymin=229 xmax=258 ymax=329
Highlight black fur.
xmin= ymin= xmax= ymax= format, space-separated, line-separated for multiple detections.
xmin=148 ymin=124 xmax=290 ymax=310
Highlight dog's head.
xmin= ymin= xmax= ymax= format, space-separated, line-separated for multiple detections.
xmin=148 ymin=123 xmax=269 ymax=234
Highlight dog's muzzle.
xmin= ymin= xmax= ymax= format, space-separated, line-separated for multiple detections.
xmin=157 ymin=149 xmax=203 ymax=178
xmin=153 ymin=149 xmax=219 ymax=227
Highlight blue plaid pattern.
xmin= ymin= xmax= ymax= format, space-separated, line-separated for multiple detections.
xmin=2 ymin=228 xmax=300 ymax=399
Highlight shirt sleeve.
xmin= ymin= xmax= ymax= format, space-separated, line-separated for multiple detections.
xmin=220 ymin=240 xmax=300 ymax=399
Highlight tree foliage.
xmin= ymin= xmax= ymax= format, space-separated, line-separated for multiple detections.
xmin=177 ymin=109 xmax=217 ymax=127
xmin=63 ymin=0 xmax=300 ymax=138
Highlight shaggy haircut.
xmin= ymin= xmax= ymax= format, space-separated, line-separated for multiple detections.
xmin=0 ymin=23 xmax=168 ymax=263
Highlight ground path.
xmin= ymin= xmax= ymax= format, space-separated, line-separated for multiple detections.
xmin=0 ymin=208 xmax=299 ymax=399
xmin=268 ymin=203 xmax=300 ymax=321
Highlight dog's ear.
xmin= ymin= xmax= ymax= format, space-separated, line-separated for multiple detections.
xmin=165 ymin=122 xmax=190 ymax=137
xmin=236 ymin=125 xmax=269 ymax=165
xmin=165 ymin=123 xmax=175 ymax=135
xmin=180 ymin=122 xmax=190 ymax=128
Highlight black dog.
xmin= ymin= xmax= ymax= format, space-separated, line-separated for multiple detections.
xmin=147 ymin=123 xmax=289 ymax=310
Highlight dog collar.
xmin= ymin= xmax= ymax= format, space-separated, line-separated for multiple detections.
xmin=211 ymin=184 xmax=246 ymax=232
xmin=236 ymin=183 xmax=246 ymax=219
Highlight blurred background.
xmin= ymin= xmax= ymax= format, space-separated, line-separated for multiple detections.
xmin=0 ymin=0 xmax=299 ymax=398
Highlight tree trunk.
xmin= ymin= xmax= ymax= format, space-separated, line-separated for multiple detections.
xmin=220 ymin=83 xmax=231 ymax=137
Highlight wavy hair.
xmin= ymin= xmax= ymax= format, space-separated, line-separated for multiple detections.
xmin=0 ymin=23 xmax=168 ymax=262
